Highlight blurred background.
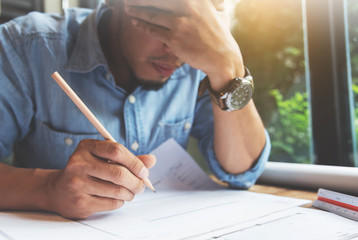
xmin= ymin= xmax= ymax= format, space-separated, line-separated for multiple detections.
xmin=0 ymin=0 xmax=357 ymax=168
xmin=0 ymin=0 xmax=100 ymax=23
xmin=231 ymin=0 xmax=358 ymax=168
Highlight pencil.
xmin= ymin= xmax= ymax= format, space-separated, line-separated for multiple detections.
xmin=51 ymin=71 xmax=156 ymax=193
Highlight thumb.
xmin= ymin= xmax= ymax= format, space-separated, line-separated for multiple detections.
xmin=137 ymin=154 xmax=157 ymax=169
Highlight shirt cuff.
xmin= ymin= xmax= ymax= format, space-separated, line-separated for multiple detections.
xmin=206 ymin=129 xmax=271 ymax=189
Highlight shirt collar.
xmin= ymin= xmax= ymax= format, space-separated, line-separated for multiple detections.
xmin=65 ymin=3 xmax=109 ymax=73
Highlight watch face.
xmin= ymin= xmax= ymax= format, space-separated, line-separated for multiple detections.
xmin=226 ymin=80 xmax=253 ymax=110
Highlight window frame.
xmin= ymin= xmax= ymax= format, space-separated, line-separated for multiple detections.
xmin=304 ymin=0 xmax=356 ymax=167
xmin=0 ymin=0 xmax=44 ymax=23
xmin=258 ymin=0 xmax=358 ymax=193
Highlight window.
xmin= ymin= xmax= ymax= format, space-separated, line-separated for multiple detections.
xmin=49 ymin=0 xmax=100 ymax=13
xmin=349 ymin=0 xmax=358 ymax=167
xmin=0 ymin=0 xmax=100 ymax=23
xmin=232 ymin=0 xmax=312 ymax=164
xmin=305 ymin=0 xmax=356 ymax=167
xmin=62 ymin=0 xmax=101 ymax=9
xmin=0 ymin=0 xmax=44 ymax=23
xmin=231 ymin=0 xmax=358 ymax=168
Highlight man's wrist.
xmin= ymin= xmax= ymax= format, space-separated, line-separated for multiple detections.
xmin=0 ymin=165 xmax=59 ymax=211
xmin=199 ymin=65 xmax=254 ymax=112
xmin=32 ymin=168 xmax=60 ymax=212
xmin=205 ymin=57 xmax=245 ymax=91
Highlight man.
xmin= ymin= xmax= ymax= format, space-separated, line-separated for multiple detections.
xmin=0 ymin=0 xmax=270 ymax=219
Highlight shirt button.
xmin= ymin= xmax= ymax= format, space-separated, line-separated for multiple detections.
xmin=131 ymin=141 xmax=139 ymax=151
xmin=64 ymin=138 xmax=73 ymax=146
xmin=184 ymin=122 xmax=192 ymax=131
xmin=129 ymin=95 xmax=136 ymax=104
xmin=105 ymin=72 xmax=111 ymax=80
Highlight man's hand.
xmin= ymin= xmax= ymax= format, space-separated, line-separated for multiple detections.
xmin=123 ymin=0 xmax=244 ymax=87
xmin=45 ymin=139 xmax=156 ymax=219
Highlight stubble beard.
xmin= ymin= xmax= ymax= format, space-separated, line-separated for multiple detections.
xmin=133 ymin=56 xmax=184 ymax=91
xmin=132 ymin=71 xmax=170 ymax=91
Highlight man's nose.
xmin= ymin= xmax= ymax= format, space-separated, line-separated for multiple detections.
xmin=163 ymin=43 xmax=173 ymax=54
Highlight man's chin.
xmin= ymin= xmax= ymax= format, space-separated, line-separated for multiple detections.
xmin=136 ymin=77 xmax=169 ymax=91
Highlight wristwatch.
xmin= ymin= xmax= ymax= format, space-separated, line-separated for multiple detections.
xmin=198 ymin=67 xmax=254 ymax=111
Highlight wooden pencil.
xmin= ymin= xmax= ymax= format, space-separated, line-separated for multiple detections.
xmin=52 ymin=71 xmax=156 ymax=192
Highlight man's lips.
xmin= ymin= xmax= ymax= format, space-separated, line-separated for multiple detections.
xmin=152 ymin=62 xmax=177 ymax=77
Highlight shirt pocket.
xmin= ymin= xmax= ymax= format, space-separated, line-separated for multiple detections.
xmin=157 ymin=116 xmax=194 ymax=148
xmin=14 ymin=119 xmax=102 ymax=169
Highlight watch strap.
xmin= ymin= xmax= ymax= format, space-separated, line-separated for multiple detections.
xmin=198 ymin=67 xmax=253 ymax=111
xmin=198 ymin=75 xmax=210 ymax=97
xmin=198 ymin=67 xmax=251 ymax=97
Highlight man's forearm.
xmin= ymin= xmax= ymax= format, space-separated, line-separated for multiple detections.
xmin=206 ymin=49 xmax=266 ymax=175
xmin=212 ymin=100 xmax=266 ymax=175
xmin=0 ymin=163 xmax=54 ymax=211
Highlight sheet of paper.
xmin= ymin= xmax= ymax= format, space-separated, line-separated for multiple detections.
xmin=80 ymin=190 xmax=310 ymax=240
xmin=79 ymin=139 xmax=310 ymax=239
xmin=0 ymin=212 xmax=116 ymax=240
xmin=142 ymin=138 xmax=221 ymax=192
xmin=209 ymin=207 xmax=358 ymax=240
xmin=0 ymin=139 xmax=310 ymax=240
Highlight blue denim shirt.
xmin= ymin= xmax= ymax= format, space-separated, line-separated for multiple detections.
xmin=0 ymin=4 xmax=271 ymax=189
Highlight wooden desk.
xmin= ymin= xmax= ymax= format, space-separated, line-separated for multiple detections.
xmin=249 ymin=184 xmax=318 ymax=207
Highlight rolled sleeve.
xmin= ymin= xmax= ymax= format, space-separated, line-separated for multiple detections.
xmin=206 ymin=129 xmax=271 ymax=189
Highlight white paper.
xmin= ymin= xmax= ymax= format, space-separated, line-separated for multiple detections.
xmin=0 ymin=212 xmax=117 ymax=240
xmin=0 ymin=139 xmax=311 ymax=240
xmin=210 ymin=207 xmax=358 ymax=240
xmin=79 ymin=139 xmax=311 ymax=239
xmin=142 ymin=138 xmax=220 ymax=191
xmin=79 ymin=190 xmax=310 ymax=240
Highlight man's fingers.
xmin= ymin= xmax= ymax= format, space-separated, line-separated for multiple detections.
xmin=124 ymin=5 xmax=173 ymax=30
xmin=86 ymin=159 xmax=145 ymax=194
xmin=86 ymin=177 xmax=137 ymax=201
xmin=211 ymin=0 xmax=225 ymax=11
xmin=124 ymin=0 xmax=175 ymax=12
xmin=77 ymin=196 xmax=125 ymax=219
xmin=130 ymin=18 xmax=170 ymax=44
xmin=83 ymin=140 xmax=149 ymax=179
xmin=124 ymin=0 xmax=222 ymax=15
xmin=137 ymin=154 xmax=156 ymax=169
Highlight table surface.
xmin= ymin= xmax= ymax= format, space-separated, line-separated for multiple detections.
xmin=249 ymin=184 xmax=318 ymax=207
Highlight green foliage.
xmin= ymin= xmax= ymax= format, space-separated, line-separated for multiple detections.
xmin=232 ymin=0 xmax=306 ymax=123
xmin=231 ymin=0 xmax=309 ymax=163
xmin=230 ymin=0 xmax=358 ymax=164
xmin=349 ymin=0 xmax=358 ymax=164
xmin=268 ymin=90 xmax=311 ymax=163
xmin=352 ymin=83 xmax=358 ymax=144
xmin=349 ymin=0 xmax=358 ymax=85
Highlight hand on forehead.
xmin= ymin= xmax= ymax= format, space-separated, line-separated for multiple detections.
xmin=211 ymin=0 xmax=225 ymax=11
xmin=122 ymin=0 xmax=225 ymax=12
